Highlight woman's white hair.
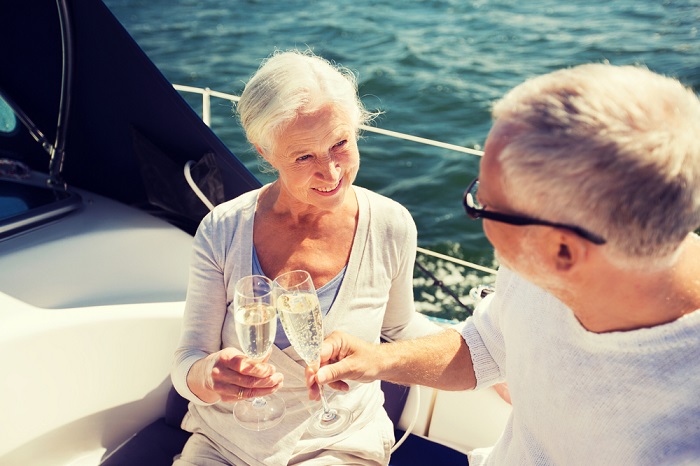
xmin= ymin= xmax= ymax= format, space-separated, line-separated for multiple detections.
xmin=492 ymin=63 xmax=700 ymax=263
xmin=237 ymin=49 xmax=376 ymax=155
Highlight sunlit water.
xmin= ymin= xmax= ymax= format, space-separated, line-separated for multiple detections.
xmin=105 ymin=0 xmax=700 ymax=320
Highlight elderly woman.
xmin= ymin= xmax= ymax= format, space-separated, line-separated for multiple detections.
xmin=171 ymin=50 xmax=440 ymax=466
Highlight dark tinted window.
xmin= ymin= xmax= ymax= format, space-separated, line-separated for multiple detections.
xmin=0 ymin=178 xmax=81 ymax=238
xmin=0 ymin=96 xmax=17 ymax=135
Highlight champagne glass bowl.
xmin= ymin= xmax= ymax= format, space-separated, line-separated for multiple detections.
xmin=231 ymin=275 xmax=286 ymax=431
xmin=273 ymin=270 xmax=352 ymax=437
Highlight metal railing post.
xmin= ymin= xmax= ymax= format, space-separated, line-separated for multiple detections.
xmin=172 ymin=83 xmax=494 ymax=275
xmin=202 ymin=87 xmax=211 ymax=127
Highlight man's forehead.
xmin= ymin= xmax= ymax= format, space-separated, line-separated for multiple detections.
xmin=483 ymin=120 xmax=522 ymax=154
xmin=478 ymin=121 xmax=520 ymax=207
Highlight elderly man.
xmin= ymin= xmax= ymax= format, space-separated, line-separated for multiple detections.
xmin=308 ymin=64 xmax=700 ymax=465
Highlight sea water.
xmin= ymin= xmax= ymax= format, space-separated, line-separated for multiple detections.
xmin=104 ymin=0 xmax=699 ymax=321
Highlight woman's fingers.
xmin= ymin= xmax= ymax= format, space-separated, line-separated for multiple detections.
xmin=218 ymin=383 xmax=282 ymax=403
xmin=210 ymin=348 xmax=284 ymax=400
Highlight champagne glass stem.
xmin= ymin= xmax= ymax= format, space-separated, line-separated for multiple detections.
xmin=318 ymin=385 xmax=336 ymax=420
xmin=251 ymin=396 xmax=267 ymax=408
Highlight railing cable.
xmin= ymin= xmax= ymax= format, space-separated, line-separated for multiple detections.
xmin=414 ymin=259 xmax=472 ymax=314
xmin=173 ymin=84 xmax=495 ymax=275
xmin=416 ymin=247 xmax=496 ymax=275
xmin=172 ymin=84 xmax=485 ymax=157
xmin=358 ymin=125 xmax=483 ymax=156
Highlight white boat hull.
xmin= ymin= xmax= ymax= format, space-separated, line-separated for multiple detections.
xmin=0 ymin=188 xmax=193 ymax=465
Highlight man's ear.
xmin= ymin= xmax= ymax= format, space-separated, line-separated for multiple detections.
xmin=552 ymin=232 xmax=588 ymax=272
xmin=556 ymin=243 xmax=574 ymax=271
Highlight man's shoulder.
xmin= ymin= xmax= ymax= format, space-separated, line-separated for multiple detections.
xmin=495 ymin=266 xmax=562 ymax=306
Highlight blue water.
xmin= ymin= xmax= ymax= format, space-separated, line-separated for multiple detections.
xmin=104 ymin=0 xmax=700 ymax=319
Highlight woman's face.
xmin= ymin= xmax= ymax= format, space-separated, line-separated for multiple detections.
xmin=265 ymin=105 xmax=360 ymax=212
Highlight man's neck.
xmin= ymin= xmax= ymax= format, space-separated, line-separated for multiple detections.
xmin=563 ymin=234 xmax=700 ymax=333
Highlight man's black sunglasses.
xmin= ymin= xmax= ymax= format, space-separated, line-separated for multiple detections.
xmin=462 ymin=178 xmax=606 ymax=245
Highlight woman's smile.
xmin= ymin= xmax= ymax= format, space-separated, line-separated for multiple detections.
xmin=265 ymin=105 xmax=360 ymax=213
xmin=312 ymin=178 xmax=342 ymax=195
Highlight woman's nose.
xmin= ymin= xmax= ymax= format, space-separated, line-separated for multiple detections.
xmin=318 ymin=158 xmax=341 ymax=180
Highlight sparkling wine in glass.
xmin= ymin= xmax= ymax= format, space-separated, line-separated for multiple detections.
xmin=231 ymin=275 xmax=286 ymax=431
xmin=274 ymin=270 xmax=352 ymax=437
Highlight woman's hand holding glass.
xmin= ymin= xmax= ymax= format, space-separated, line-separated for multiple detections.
xmin=230 ymin=275 xmax=286 ymax=431
xmin=185 ymin=340 xmax=283 ymax=407
xmin=199 ymin=347 xmax=283 ymax=403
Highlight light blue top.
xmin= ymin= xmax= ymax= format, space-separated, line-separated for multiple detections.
xmin=252 ymin=245 xmax=345 ymax=349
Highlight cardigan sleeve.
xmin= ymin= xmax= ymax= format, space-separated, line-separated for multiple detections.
xmin=171 ymin=211 xmax=229 ymax=405
xmin=381 ymin=204 xmax=442 ymax=342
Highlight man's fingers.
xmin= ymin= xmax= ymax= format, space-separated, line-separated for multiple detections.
xmin=326 ymin=380 xmax=350 ymax=392
xmin=316 ymin=358 xmax=353 ymax=385
xmin=320 ymin=331 xmax=344 ymax=364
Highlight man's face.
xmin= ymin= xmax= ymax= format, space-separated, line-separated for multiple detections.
xmin=478 ymin=122 xmax=594 ymax=298
xmin=477 ymin=122 xmax=535 ymax=273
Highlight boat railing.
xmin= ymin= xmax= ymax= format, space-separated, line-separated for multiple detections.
xmin=173 ymin=84 xmax=496 ymax=277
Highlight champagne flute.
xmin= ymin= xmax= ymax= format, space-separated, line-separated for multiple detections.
xmin=273 ymin=270 xmax=352 ymax=437
xmin=231 ymin=275 xmax=286 ymax=431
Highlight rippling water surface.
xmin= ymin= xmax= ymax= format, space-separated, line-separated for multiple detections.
xmin=105 ymin=0 xmax=700 ymax=319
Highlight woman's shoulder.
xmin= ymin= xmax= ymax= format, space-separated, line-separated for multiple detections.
xmin=209 ymin=187 xmax=260 ymax=220
xmin=354 ymin=185 xmax=416 ymax=240
xmin=196 ymin=187 xmax=261 ymax=237
xmin=354 ymin=185 xmax=412 ymax=218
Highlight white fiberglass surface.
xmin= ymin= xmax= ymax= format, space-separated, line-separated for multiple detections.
xmin=0 ymin=187 xmax=193 ymax=462
xmin=0 ymin=188 xmax=193 ymax=309
xmin=0 ymin=301 xmax=184 ymax=463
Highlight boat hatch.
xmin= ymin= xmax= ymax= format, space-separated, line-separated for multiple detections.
xmin=0 ymin=0 xmax=81 ymax=239
xmin=0 ymin=82 xmax=81 ymax=240
xmin=0 ymin=173 xmax=81 ymax=240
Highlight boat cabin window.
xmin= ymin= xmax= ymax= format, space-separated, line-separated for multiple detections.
xmin=0 ymin=177 xmax=82 ymax=239
xmin=0 ymin=96 xmax=17 ymax=135
xmin=0 ymin=95 xmax=82 ymax=239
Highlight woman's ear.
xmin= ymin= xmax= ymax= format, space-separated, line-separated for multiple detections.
xmin=256 ymin=144 xmax=277 ymax=169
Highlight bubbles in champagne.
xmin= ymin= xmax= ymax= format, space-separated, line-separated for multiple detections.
xmin=235 ymin=303 xmax=277 ymax=361
xmin=276 ymin=292 xmax=322 ymax=364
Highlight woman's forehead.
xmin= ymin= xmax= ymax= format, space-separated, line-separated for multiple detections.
xmin=277 ymin=108 xmax=354 ymax=146
xmin=289 ymin=105 xmax=353 ymax=130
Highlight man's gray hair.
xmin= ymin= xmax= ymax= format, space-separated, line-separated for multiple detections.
xmin=492 ymin=63 xmax=700 ymax=262
xmin=237 ymin=49 xmax=376 ymax=155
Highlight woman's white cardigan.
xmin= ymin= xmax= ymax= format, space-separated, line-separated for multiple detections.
xmin=172 ymin=185 xmax=440 ymax=466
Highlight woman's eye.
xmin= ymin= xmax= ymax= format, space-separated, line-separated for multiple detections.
xmin=332 ymin=140 xmax=347 ymax=149
xmin=296 ymin=154 xmax=311 ymax=162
